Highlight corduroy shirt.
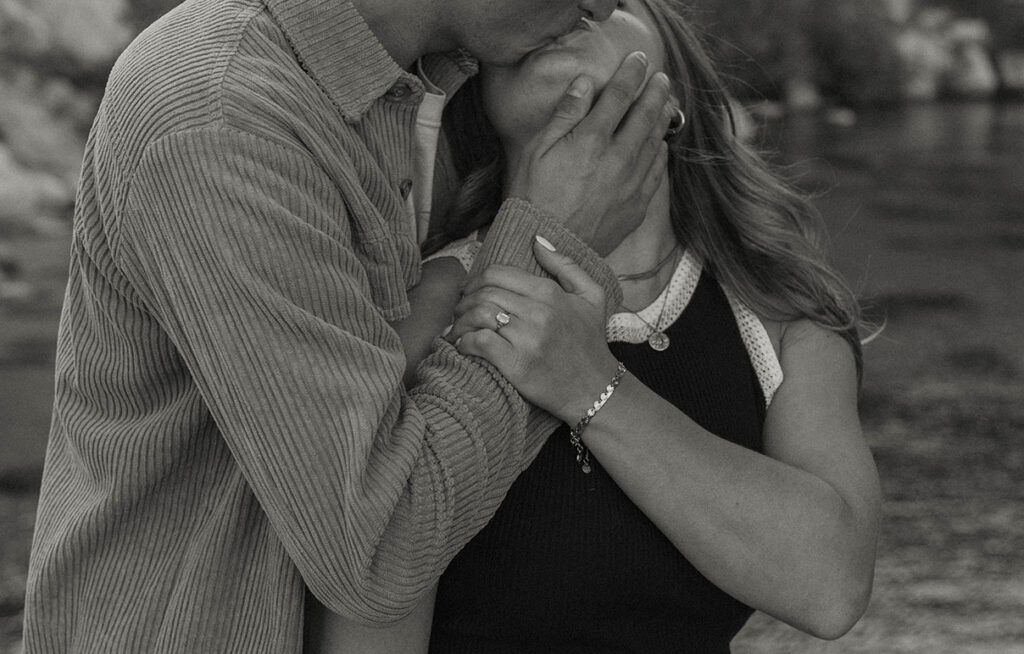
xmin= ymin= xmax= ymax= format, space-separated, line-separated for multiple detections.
xmin=22 ymin=0 xmax=620 ymax=651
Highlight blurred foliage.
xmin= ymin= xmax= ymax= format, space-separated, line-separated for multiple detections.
xmin=688 ymin=0 xmax=906 ymax=106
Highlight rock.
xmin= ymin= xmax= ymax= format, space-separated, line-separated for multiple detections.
xmin=0 ymin=0 xmax=131 ymax=67
xmin=0 ymin=142 xmax=73 ymax=234
xmin=883 ymin=0 xmax=915 ymax=24
xmin=996 ymin=50 xmax=1024 ymax=93
xmin=895 ymin=10 xmax=954 ymax=101
xmin=0 ymin=66 xmax=90 ymax=187
xmin=825 ymin=107 xmax=858 ymax=128
xmin=945 ymin=20 xmax=999 ymax=98
xmin=946 ymin=42 xmax=1000 ymax=97
xmin=784 ymin=77 xmax=823 ymax=112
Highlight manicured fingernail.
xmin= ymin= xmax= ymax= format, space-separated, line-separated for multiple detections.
xmin=632 ymin=51 xmax=648 ymax=67
xmin=441 ymin=324 xmax=452 ymax=338
xmin=535 ymin=235 xmax=557 ymax=251
xmin=454 ymin=337 xmax=462 ymax=348
xmin=567 ymin=75 xmax=592 ymax=98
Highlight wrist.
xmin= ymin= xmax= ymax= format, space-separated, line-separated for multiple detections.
xmin=565 ymin=360 xmax=628 ymax=474
xmin=555 ymin=355 xmax=623 ymax=425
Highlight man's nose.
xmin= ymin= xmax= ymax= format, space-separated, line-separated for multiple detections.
xmin=580 ymin=0 xmax=617 ymax=22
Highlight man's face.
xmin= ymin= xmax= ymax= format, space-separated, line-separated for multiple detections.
xmin=450 ymin=0 xmax=619 ymax=67
xmin=481 ymin=0 xmax=665 ymax=144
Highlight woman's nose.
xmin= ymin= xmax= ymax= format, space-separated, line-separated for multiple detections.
xmin=580 ymin=0 xmax=617 ymax=22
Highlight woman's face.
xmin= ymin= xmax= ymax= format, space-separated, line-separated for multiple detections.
xmin=480 ymin=0 xmax=666 ymax=146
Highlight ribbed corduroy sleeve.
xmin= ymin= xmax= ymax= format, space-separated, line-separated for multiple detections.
xmin=464 ymin=198 xmax=626 ymax=462
xmin=115 ymin=126 xmax=535 ymax=621
xmin=472 ymin=197 xmax=623 ymax=321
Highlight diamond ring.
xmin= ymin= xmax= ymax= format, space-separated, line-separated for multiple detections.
xmin=495 ymin=311 xmax=512 ymax=330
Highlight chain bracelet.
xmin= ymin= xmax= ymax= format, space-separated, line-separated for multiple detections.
xmin=568 ymin=362 xmax=627 ymax=474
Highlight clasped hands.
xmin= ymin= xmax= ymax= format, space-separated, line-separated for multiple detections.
xmin=446 ymin=237 xmax=621 ymax=426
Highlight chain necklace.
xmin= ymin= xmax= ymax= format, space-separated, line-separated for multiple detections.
xmin=621 ymin=248 xmax=681 ymax=352
xmin=633 ymin=290 xmax=672 ymax=351
xmin=615 ymin=243 xmax=681 ymax=282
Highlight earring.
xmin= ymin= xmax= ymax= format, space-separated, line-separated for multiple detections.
xmin=665 ymin=107 xmax=686 ymax=138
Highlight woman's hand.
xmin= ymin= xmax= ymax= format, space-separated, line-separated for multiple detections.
xmin=448 ymin=237 xmax=620 ymax=423
xmin=506 ymin=53 xmax=675 ymax=256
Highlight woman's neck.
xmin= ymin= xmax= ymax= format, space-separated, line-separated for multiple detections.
xmin=503 ymin=138 xmax=678 ymax=312
xmin=603 ymin=175 xmax=680 ymax=312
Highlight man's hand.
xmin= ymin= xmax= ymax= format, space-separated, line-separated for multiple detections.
xmin=391 ymin=258 xmax=467 ymax=387
xmin=505 ymin=51 xmax=676 ymax=256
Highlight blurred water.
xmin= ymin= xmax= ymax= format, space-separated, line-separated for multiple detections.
xmin=735 ymin=102 xmax=1024 ymax=651
xmin=778 ymin=102 xmax=1024 ymax=162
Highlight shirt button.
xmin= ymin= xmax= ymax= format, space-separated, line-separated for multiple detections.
xmin=386 ymin=82 xmax=411 ymax=100
xmin=399 ymin=179 xmax=413 ymax=199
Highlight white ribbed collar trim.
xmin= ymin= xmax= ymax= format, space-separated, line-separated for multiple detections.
xmin=607 ymin=249 xmax=702 ymax=343
xmin=607 ymin=250 xmax=783 ymax=407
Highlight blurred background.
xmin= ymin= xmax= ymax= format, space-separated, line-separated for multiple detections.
xmin=1 ymin=0 xmax=1022 ymax=651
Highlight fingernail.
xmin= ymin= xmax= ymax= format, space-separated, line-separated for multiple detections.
xmin=535 ymin=235 xmax=557 ymax=252
xmin=441 ymin=324 xmax=452 ymax=338
xmin=632 ymin=51 xmax=648 ymax=67
xmin=567 ymin=75 xmax=592 ymax=98
xmin=454 ymin=337 xmax=462 ymax=348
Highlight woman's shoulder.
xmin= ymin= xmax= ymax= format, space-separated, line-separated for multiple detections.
xmin=774 ymin=318 xmax=857 ymax=370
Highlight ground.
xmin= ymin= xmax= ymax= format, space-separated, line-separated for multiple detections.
xmin=1 ymin=102 xmax=1023 ymax=652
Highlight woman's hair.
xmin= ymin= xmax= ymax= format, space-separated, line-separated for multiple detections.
xmin=429 ymin=0 xmax=866 ymax=376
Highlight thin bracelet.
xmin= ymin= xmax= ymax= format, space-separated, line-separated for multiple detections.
xmin=568 ymin=362 xmax=627 ymax=474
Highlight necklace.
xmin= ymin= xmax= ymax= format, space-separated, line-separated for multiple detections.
xmin=633 ymin=291 xmax=672 ymax=351
xmin=615 ymin=244 xmax=681 ymax=282
xmin=621 ymin=248 xmax=681 ymax=351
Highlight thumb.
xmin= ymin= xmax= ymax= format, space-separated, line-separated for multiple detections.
xmin=533 ymin=235 xmax=601 ymax=301
xmin=536 ymin=75 xmax=593 ymax=149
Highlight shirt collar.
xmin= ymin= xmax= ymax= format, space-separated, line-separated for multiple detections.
xmin=263 ymin=0 xmax=407 ymax=120
xmin=420 ymin=51 xmax=478 ymax=104
xmin=263 ymin=0 xmax=477 ymax=120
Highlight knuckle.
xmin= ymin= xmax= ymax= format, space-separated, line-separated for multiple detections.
xmin=641 ymin=98 xmax=665 ymax=125
xmin=480 ymin=267 xmax=500 ymax=286
xmin=572 ymin=130 xmax=603 ymax=154
xmin=553 ymin=96 xmax=584 ymax=119
xmin=604 ymin=81 xmax=636 ymax=108
xmin=539 ymin=279 xmax=562 ymax=299
xmin=535 ymin=304 xmax=555 ymax=327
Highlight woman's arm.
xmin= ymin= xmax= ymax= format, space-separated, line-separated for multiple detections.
xmin=450 ymin=240 xmax=881 ymax=640
xmin=578 ymin=320 xmax=880 ymax=639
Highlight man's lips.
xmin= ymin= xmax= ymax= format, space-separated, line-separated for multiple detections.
xmin=535 ymin=18 xmax=592 ymax=53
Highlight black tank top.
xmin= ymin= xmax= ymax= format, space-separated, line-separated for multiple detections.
xmin=431 ymin=272 xmax=766 ymax=653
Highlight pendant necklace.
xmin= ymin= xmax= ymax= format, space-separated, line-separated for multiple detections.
xmin=621 ymin=247 xmax=681 ymax=352
xmin=634 ymin=291 xmax=672 ymax=351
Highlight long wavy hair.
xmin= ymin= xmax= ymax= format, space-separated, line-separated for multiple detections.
xmin=428 ymin=0 xmax=866 ymax=376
